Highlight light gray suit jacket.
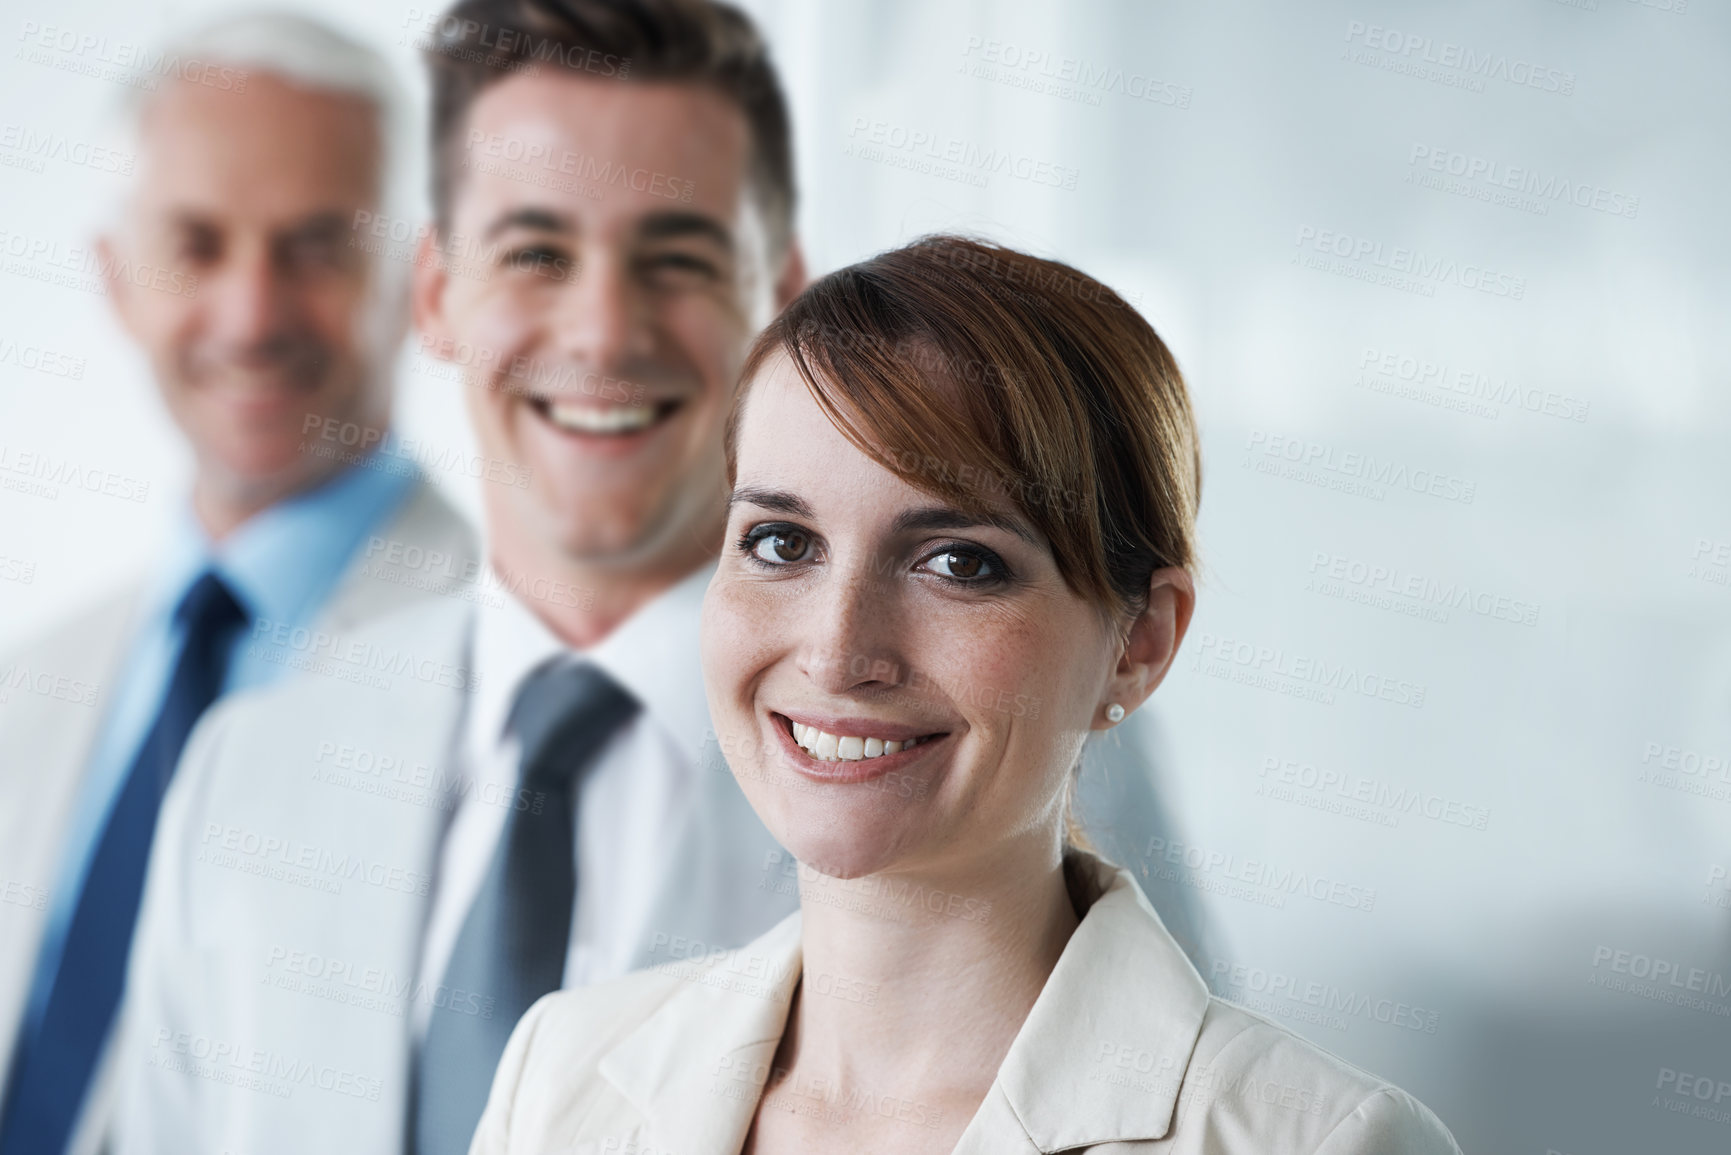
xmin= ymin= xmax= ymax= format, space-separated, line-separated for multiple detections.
xmin=0 ymin=478 xmax=474 ymax=1153
xmin=113 ymin=588 xmax=799 ymax=1155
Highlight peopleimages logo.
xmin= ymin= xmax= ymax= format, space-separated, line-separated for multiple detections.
xmin=1653 ymin=1066 xmax=1731 ymax=1125
xmin=1294 ymin=225 xmax=1526 ymax=300
xmin=845 ymin=117 xmax=1080 ymax=191
xmin=0 ymin=443 xmax=151 ymax=504
xmin=0 ymin=123 xmax=134 ymax=175
xmin=1407 ymin=144 xmax=1638 ymax=219
xmin=1209 ymin=958 xmax=1442 ymax=1034
xmin=1355 ymin=346 xmax=1589 ymax=424
xmin=1190 ymin=630 xmax=1427 ymax=710
xmin=0 ymin=227 xmax=198 ymax=299
xmin=1140 ymin=836 xmax=1378 ymax=912
xmin=1244 ymin=430 xmax=1477 ymax=505
xmin=1257 ymin=755 xmax=1492 ymax=831
xmin=1306 ymin=550 xmax=1541 ymax=628
xmin=1342 ymin=20 xmax=1575 ymax=96
xmin=16 ymin=21 xmax=250 ymax=92
xmin=957 ymin=36 xmax=1193 ymax=110
xmin=149 ymin=1028 xmax=381 ymax=1101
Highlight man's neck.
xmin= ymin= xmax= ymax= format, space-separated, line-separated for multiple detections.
xmin=492 ymin=534 xmax=716 ymax=651
xmin=191 ymin=465 xmax=337 ymax=541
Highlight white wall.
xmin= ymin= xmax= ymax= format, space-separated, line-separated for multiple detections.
xmin=2 ymin=1 xmax=1727 ymax=1151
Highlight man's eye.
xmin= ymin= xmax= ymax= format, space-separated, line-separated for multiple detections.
xmin=746 ymin=527 xmax=812 ymax=565
xmin=641 ymin=251 xmax=719 ymax=283
xmin=921 ymin=549 xmax=995 ymax=582
xmin=283 ymin=236 xmax=344 ymax=272
xmin=176 ymin=230 xmax=221 ymax=264
xmin=502 ymin=246 xmax=575 ymax=281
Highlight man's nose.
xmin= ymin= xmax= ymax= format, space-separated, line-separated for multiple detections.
xmin=549 ymin=251 xmax=653 ymax=377
xmin=207 ymin=245 xmax=293 ymax=350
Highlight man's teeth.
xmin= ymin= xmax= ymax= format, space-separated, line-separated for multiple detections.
xmin=791 ymin=722 xmax=927 ymax=761
xmin=544 ymin=400 xmax=659 ymax=434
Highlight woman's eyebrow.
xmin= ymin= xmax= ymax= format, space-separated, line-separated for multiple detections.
xmin=726 ymin=490 xmax=1038 ymax=547
xmin=891 ymin=505 xmax=1038 ymax=547
xmin=727 ymin=486 xmax=816 ymax=519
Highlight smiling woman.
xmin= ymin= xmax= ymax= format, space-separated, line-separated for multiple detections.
xmin=467 ymin=236 xmax=1462 ymax=1155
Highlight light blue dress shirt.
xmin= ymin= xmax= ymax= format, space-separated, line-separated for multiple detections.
xmin=19 ymin=455 xmax=417 ymax=1041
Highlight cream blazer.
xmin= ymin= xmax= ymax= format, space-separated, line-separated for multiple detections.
xmin=469 ymin=851 xmax=1462 ymax=1154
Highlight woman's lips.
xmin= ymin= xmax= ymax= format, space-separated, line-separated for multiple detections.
xmin=768 ymin=711 xmax=948 ymax=784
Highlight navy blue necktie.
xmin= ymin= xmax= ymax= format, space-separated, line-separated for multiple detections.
xmin=411 ymin=662 xmax=638 ymax=1155
xmin=0 ymin=571 xmax=248 ymax=1153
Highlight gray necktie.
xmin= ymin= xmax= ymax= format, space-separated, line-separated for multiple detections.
xmin=411 ymin=661 xmax=638 ymax=1155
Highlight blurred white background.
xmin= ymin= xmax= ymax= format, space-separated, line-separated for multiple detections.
xmin=2 ymin=1 xmax=1727 ymax=1151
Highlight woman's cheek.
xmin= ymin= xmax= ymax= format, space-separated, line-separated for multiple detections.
xmin=963 ymin=610 xmax=1055 ymax=716
xmin=705 ymin=577 xmax=775 ymax=709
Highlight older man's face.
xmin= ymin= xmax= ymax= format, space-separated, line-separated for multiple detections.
xmin=104 ymin=73 xmax=395 ymax=517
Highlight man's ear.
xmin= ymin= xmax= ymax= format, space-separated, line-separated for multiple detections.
xmin=773 ymin=238 xmax=808 ymax=310
xmin=1092 ymin=566 xmax=1196 ymax=731
xmin=99 ymin=234 xmax=141 ymax=339
xmin=409 ymin=229 xmax=454 ymax=358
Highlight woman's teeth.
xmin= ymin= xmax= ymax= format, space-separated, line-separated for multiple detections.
xmin=544 ymin=400 xmax=660 ymax=434
xmin=791 ymin=722 xmax=927 ymax=762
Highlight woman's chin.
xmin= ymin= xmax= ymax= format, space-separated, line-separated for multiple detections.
xmin=773 ymin=813 xmax=917 ymax=883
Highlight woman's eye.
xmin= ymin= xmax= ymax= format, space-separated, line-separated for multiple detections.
xmin=923 ymin=549 xmax=993 ymax=581
xmin=750 ymin=529 xmax=811 ymax=565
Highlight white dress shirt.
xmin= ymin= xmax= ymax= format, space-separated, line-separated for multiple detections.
xmin=412 ymin=562 xmax=715 ymax=1037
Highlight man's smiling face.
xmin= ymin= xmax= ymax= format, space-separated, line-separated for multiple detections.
xmin=417 ymin=72 xmax=781 ymax=572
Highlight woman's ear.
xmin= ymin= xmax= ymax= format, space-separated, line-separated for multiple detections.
xmin=1092 ymin=567 xmax=1195 ymax=730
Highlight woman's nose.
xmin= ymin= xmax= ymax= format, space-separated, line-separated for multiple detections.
xmin=797 ymin=568 xmax=903 ymax=696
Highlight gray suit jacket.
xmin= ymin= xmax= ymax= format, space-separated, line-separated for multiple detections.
xmin=0 ymin=478 xmax=474 ymax=1153
xmin=114 ymin=591 xmax=798 ymax=1155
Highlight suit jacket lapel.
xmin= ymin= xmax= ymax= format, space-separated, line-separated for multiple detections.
xmin=628 ymin=730 xmax=800 ymax=973
xmin=603 ymin=913 xmax=802 ymax=1152
xmin=173 ymin=597 xmax=477 ymax=1150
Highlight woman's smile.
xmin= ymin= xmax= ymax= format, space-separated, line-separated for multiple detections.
xmin=768 ymin=709 xmax=952 ymax=784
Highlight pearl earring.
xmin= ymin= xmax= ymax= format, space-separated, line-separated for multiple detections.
xmin=1105 ymin=703 xmax=1126 ymax=723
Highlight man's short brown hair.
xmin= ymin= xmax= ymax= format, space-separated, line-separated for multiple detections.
xmin=422 ymin=0 xmax=795 ymax=252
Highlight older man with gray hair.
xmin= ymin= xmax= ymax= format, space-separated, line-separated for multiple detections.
xmin=0 ymin=13 xmax=474 ymax=1153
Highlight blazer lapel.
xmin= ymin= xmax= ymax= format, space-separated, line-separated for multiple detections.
xmin=602 ymin=912 xmax=803 ymax=1152
xmin=177 ymin=597 xmax=478 ymax=1150
xmin=973 ymin=852 xmax=1211 ymax=1151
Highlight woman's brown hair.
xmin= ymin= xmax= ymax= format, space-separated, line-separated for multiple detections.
xmin=728 ymin=234 xmax=1201 ymax=626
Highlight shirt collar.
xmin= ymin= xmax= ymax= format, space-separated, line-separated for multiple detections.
xmin=154 ymin=454 xmax=416 ymax=626
xmin=585 ymin=561 xmax=715 ymax=763
xmin=596 ymin=850 xmax=1211 ymax=1151
xmin=470 ymin=561 xmax=717 ymax=768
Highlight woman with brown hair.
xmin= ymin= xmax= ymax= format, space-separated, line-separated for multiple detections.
xmin=467 ymin=235 xmax=1460 ymax=1153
